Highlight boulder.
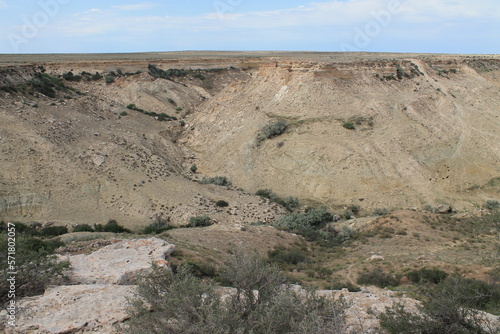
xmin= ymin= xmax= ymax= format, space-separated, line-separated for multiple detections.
xmin=67 ymin=237 xmax=175 ymax=285
xmin=369 ymin=255 xmax=385 ymax=261
xmin=437 ymin=205 xmax=452 ymax=214
xmin=2 ymin=285 xmax=134 ymax=334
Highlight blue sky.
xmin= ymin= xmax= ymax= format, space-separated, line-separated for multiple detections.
xmin=0 ymin=0 xmax=498 ymax=54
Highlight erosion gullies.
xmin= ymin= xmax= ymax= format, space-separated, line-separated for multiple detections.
xmin=0 ymin=55 xmax=499 ymax=228
xmin=186 ymin=58 xmax=500 ymax=210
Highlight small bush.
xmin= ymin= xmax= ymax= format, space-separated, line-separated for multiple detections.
xmin=105 ymin=75 xmax=115 ymax=84
xmin=91 ymin=72 xmax=103 ymax=81
xmin=62 ymin=71 xmax=82 ymax=82
xmin=357 ymin=268 xmax=399 ymax=288
xmin=200 ymin=176 xmax=232 ymax=187
xmin=484 ymin=200 xmax=500 ymax=210
xmin=347 ymin=204 xmax=360 ymax=215
xmin=255 ymin=189 xmax=299 ymax=211
xmin=373 ymin=208 xmax=389 ymax=216
xmin=407 ymin=268 xmax=448 ymax=284
xmin=179 ymin=260 xmax=217 ymax=278
xmin=215 ymin=200 xmax=229 ymax=207
xmin=73 ymin=224 xmax=94 ymax=233
xmin=330 ymin=279 xmax=361 ymax=292
xmin=423 ymin=204 xmax=434 ymax=212
xmin=260 ymin=120 xmax=287 ymax=140
xmin=343 ymin=122 xmax=355 ymax=130
xmin=94 ymin=219 xmax=131 ymax=233
xmin=268 ymin=247 xmax=307 ymax=265
xmin=189 ymin=216 xmax=212 ymax=227
xmin=274 ymin=208 xmax=333 ymax=231
xmin=379 ymin=275 xmax=500 ymax=333
xmin=342 ymin=210 xmax=354 ymax=219
xmin=39 ymin=225 xmax=68 ymax=237
xmin=143 ymin=217 xmax=172 ymax=234
xmin=120 ymin=111 xmax=128 ymax=116
xmin=189 ymin=165 xmax=197 ymax=173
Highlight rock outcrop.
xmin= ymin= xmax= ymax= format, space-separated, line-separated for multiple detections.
xmin=1 ymin=237 xmax=175 ymax=334
xmin=67 ymin=237 xmax=175 ymax=285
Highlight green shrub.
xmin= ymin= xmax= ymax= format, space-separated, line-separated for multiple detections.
xmin=29 ymin=72 xmax=67 ymax=98
xmin=94 ymin=220 xmax=131 ymax=233
xmin=347 ymin=204 xmax=360 ymax=215
xmin=0 ymin=233 xmax=68 ymax=303
xmin=436 ymin=275 xmax=500 ymax=312
xmin=255 ymin=189 xmax=299 ymax=211
xmin=91 ymin=72 xmax=103 ymax=81
xmin=268 ymin=247 xmax=307 ymax=265
xmin=373 ymin=208 xmax=389 ymax=216
xmin=342 ymin=209 xmax=354 ymax=219
xmin=260 ymin=120 xmax=287 ymax=140
xmin=330 ymin=279 xmax=361 ymax=292
xmin=423 ymin=204 xmax=434 ymax=212
xmin=357 ymin=268 xmax=399 ymax=288
xmin=343 ymin=122 xmax=355 ymax=130
xmin=484 ymin=200 xmax=500 ymax=210
xmin=274 ymin=208 xmax=333 ymax=231
xmin=200 ymin=176 xmax=232 ymax=187
xmin=123 ymin=250 xmax=348 ymax=333
xmin=407 ymin=268 xmax=448 ymax=284
xmin=62 ymin=71 xmax=82 ymax=82
xmin=189 ymin=216 xmax=212 ymax=227
xmin=39 ymin=225 xmax=68 ymax=237
xmin=143 ymin=217 xmax=172 ymax=234
xmin=105 ymin=75 xmax=115 ymax=84
xmin=179 ymin=260 xmax=217 ymax=278
xmin=120 ymin=111 xmax=128 ymax=116
xmin=189 ymin=165 xmax=197 ymax=173
xmin=148 ymin=65 xmax=187 ymax=79
xmin=126 ymin=104 xmax=176 ymax=122
xmin=215 ymin=200 xmax=229 ymax=207
xmin=379 ymin=275 xmax=500 ymax=333
xmin=73 ymin=224 xmax=94 ymax=232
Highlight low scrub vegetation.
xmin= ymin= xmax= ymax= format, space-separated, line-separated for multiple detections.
xmin=148 ymin=64 xmax=187 ymax=80
xmin=268 ymin=247 xmax=307 ymax=265
xmin=200 ymin=176 xmax=232 ymax=187
xmin=123 ymin=250 xmax=348 ymax=334
xmin=357 ymin=267 xmax=399 ymax=288
xmin=257 ymin=120 xmax=287 ymax=142
xmin=93 ymin=219 xmax=131 ymax=233
xmin=215 ymin=200 xmax=229 ymax=207
xmin=342 ymin=121 xmax=355 ymax=130
xmin=379 ymin=274 xmax=500 ymax=333
xmin=255 ymin=189 xmax=299 ymax=211
xmin=0 ymin=222 xmax=69 ymax=303
xmin=29 ymin=72 xmax=68 ymax=98
xmin=143 ymin=216 xmax=172 ymax=235
xmin=126 ymin=103 xmax=177 ymax=122
xmin=189 ymin=216 xmax=212 ymax=228
xmin=272 ymin=208 xmax=353 ymax=247
xmin=73 ymin=224 xmax=94 ymax=232
xmin=406 ymin=267 xmax=448 ymax=285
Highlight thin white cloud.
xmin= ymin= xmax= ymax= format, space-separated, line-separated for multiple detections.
xmin=52 ymin=0 xmax=500 ymax=39
xmin=0 ymin=0 xmax=9 ymax=9
xmin=112 ymin=2 xmax=159 ymax=11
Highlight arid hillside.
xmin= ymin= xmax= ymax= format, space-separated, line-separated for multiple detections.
xmin=0 ymin=52 xmax=499 ymax=228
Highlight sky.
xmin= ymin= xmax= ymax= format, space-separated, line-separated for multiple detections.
xmin=0 ymin=0 xmax=499 ymax=54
